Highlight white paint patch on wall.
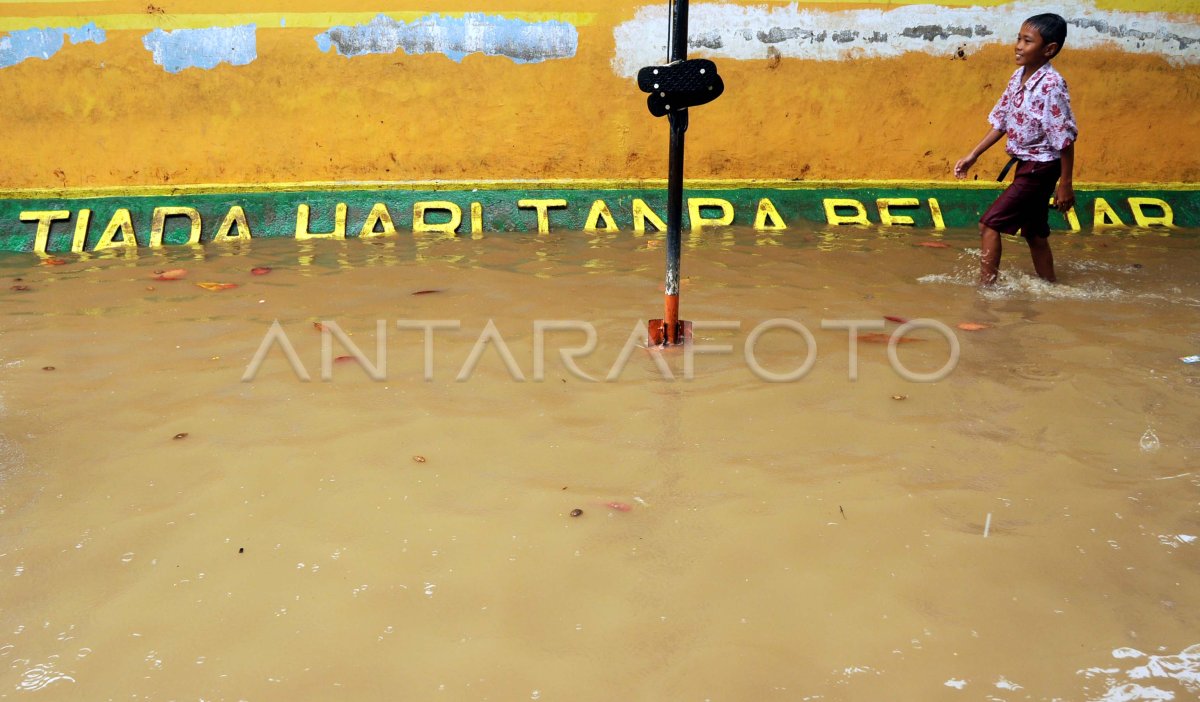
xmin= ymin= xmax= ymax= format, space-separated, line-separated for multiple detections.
xmin=315 ymin=13 xmax=577 ymax=63
xmin=612 ymin=1 xmax=1200 ymax=77
xmin=0 ymin=23 xmax=105 ymax=69
xmin=142 ymin=25 xmax=257 ymax=73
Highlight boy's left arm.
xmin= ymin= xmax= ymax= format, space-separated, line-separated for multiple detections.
xmin=1046 ymin=79 xmax=1077 ymax=213
xmin=1055 ymin=143 xmax=1075 ymax=213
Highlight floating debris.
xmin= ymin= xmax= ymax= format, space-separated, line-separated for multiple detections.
xmin=173 ymin=432 xmax=188 ymax=440
xmin=153 ymin=269 xmax=187 ymax=281
xmin=570 ymin=509 xmax=583 ymax=518
xmin=917 ymin=241 xmax=951 ymax=248
xmin=957 ymin=322 xmax=990 ymax=331
xmin=884 ymin=315 xmax=909 ymax=324
xmin=606 ymin=501 xmax=632 ymax=512
xmin=250 ymin=267 xmax=272 ymax=276
xmin=196 ymin=282 xmax=237 ymax=291
xmin=1156 ymin=534 xmax=1196 ymax=548
xmin=412 ymin=455 xmax=426 ymax=463
xmin=994 ymin=676 xmax=1022 ymax=691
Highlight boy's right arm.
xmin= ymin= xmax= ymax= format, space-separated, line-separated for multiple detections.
xmin=954 ymin=129 xmax=1005 ymax=179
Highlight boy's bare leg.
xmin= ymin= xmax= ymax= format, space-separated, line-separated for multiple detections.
xmin=979 ymin=224 xmax=1003 ymax=285
xmin=1026 ymin=235 xmax=1057 ymax=282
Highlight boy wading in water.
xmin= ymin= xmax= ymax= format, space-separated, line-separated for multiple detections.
xmin=955 ymin=14 xmax=1078 ymax=286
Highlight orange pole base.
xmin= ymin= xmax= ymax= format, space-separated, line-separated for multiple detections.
xmin=648 ymin=294 xmax=691 ymax=347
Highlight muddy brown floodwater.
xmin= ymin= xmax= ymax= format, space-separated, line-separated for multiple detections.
xmin=1 ymin=226 xmax=1198 ymax=700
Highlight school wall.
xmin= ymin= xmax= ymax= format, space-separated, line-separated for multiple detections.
xmin=1 ymin=0 xmax=1197 ymax=191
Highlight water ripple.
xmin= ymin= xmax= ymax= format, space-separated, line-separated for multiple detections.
xmin=16 ymin=660 xmax=76 ymax=691
xmin=1078 ymin=643 xmax=1200 ymax=700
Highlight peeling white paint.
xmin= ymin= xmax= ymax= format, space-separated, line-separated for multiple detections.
xmin=315 ymin=13 xmax=577 ymax=63
xmin=142 ymin=25 xmax=257 ymax=74
xmin=0 ymin=23 xmax=105 ymax=69
xmin=612 ymin=1 xmax=1200 ymax=77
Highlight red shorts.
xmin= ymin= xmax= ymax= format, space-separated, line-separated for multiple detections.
xmin=980 ymin=159 xmax=1061 ymax=238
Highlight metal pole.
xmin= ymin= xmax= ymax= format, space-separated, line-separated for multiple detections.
xmin=667 ymin=0 xmax=688 ymax=66
xmin=663 ymin=0 xmax=688 ymax=345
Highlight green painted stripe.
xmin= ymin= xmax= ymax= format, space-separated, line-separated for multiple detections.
xmin=0 ymin=10 xmax=597 ymax=32
xmin=0 ymin=185 xmax=1194 ymax=254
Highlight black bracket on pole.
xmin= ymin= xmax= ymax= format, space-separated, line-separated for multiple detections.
xmin=637 ymin=59 xmax=724 ymax=118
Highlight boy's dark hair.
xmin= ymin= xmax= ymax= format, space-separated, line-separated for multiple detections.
xmin=1024 ymin=13 xmax=1068 ymax=55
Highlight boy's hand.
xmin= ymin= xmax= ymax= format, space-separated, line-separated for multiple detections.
xmin=1054 ymin=182 xmax=1076 ymax=213
xmin=953 ymin=156 xmax=975 ymax=180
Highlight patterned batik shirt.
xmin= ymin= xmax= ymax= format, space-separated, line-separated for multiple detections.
xmin=988 ymin=63 xmax=1078 ymax=162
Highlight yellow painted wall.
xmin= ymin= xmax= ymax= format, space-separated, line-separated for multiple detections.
xmin=0 ymin=1 xmax=1197 ymax=189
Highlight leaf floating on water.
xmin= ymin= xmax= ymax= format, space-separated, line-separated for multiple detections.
xmin=917 ymin=241 xmax=951 ymax=248
xmin=333 ymin=355 xmax=355 ymax=363
xmin=412 ymin=455 xmax=427 ymax=463
xmin=411 ymin=289 xmax=442 ymax=296
xmin=250 ymin=267 xmax=272 ymax=276
xmin=606 ymin=501 xmax=633 ymax=512
xmin=884 ymin=315 xmax=909 ymax=324
xmin=154 ymin=269 xmax=187 ymax=281
xmin=957 ymin=322 xmax=990 ymax=331
xmin=10 ymin=284 xmax=30 ymax=292
xmin=41 ymin=257 xmax=67 ymax=266
xmin=313 ymin=322 xmax=325 ymax=332
xmin=196 ymin=282 xmax=237 ymax=291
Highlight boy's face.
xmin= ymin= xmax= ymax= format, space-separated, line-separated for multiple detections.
xmin=1014 ymin=23 xmax=1058 ymax=67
